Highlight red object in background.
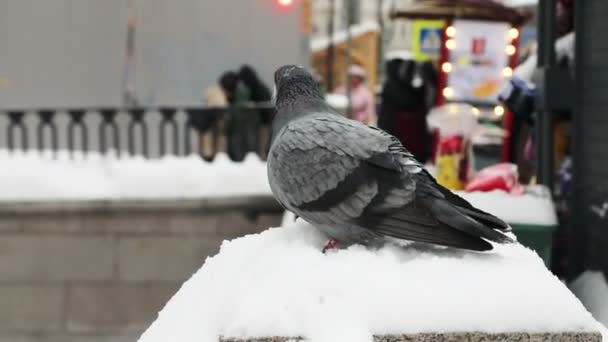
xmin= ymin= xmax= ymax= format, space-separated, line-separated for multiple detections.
xmin=471 ymin=38 xmax=486 ymax=55
xmin=277 ymin=0 xmax=293 ymax=7
xmin=431 ymin=128 xmax=440 ymax=162
xmin=392 ymin=111 xmax=428 ymax=162
xmin=465 ymin=163 xmax=524 ymax=194
xmin=438 ymin=135 xmax=463 ymax=154
xmin=435 ymin=20 xmax=452 ymax=107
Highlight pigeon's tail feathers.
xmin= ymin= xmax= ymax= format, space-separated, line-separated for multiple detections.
xmin=438 ymin=185 xmax=511 ymax=232
xmin=369 ymin=213 xmax=494 ymax=251
xmin=454 ymin=206 xmax=512 ymax=232
xmin=426 ymin=198 xmax=514 ymax=245
xmin=362 ymin=202 xmax=494 ymax=251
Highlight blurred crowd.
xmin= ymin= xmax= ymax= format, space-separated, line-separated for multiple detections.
xmin=203 ymin=65 xmax=273 ymax=161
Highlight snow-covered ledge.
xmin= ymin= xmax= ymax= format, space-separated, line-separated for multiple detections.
xmin=219 ymin=332 xmax=601 ymax=342
xmin=138 ymin=221 xmax=605 ymax=342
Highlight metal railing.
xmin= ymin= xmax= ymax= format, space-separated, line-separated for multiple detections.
xmin=0 ymin=104 xmax=275 ymax=161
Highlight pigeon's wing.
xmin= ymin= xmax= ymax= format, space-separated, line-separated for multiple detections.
xmin=353 ymin=129 xmax=504 ymax=251
xmin=268 ymin=115 xmax=417 ymax=226
xmin=359 ymin=167 xmax=513 ymax=251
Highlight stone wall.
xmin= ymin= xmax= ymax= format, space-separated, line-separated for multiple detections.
xmin=0 ymin=196 xmax=283 ymax=342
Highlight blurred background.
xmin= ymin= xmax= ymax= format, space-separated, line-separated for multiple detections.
xmin=0 ymin=0 xmax=606 ymax=341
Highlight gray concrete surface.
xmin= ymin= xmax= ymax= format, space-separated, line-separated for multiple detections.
xmin=0 ymin=196 xmax=282 ymax=342
xmin=220 ymin=332 xmax=602 ymax=342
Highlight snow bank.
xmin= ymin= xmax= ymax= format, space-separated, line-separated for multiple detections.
xmin=139 ymin=220 xmax=599 ymax=342
xmin=457 ymin=187 xmax=558 ymax=226
xmin=0 ymin=150 xmax=269 ymax=201
xmin=0 ymin=150 xmax=557 ymax=228
xmin=570 ymin=271 xmax=608 ymax=328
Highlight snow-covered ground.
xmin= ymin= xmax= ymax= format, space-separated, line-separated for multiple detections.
xmin=570 ymin=271 xmax=608 ymax=328
xmin=139 ymin=220 xmax=602 ymax=342
xmin=0 ymin=150 xmax=270 ymax=201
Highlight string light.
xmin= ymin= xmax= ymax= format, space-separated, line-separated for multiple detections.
xmin=472 ymin=107 xmax=480 ymax=116
xmin=503 ymin=67 xmax=513 ymax=78
xmin=441 ymin=62 xmax=452 ymax=73
xmin=443 ymin=87 xmax=454 ymax=98
xmin=505 ymin=44 xmax=516 ymax=56
xmin=446 ymin=26 xmax=456 ymax=38
xmin=494 ymin=105 xmax=505 ymax=117
xmin=509 ymin=28 xmax=520 ymax=40
xmin=446 ymin=39 xmax=456 ymax=50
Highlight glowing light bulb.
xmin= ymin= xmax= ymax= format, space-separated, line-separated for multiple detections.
xmin=472 ymin=107 xmax=480 ymax=116
xmin=494 ymin=105 xmax=505 ymax=117
xmin=446 ymin=39 xmax=456 ymax=50
xmin=446 ymin=26 xmax=456 ymax=38
xmin=503 ymin=67 xmax=513 ymax=78
xmin=505 ymin=44 xmax=516 ymax=56
xmin=441 ymin=62 xmax=452 ymax=73
xmin=443 ymin=87 xmax=454 ymax=98
xmin=509 ymin=28 xmax=520 ymax=40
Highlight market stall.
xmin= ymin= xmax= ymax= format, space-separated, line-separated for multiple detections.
xmin=391 ymin=0 xmax=532 ymax=165
xmin=388 ymin=2 xmax=556 ymax=263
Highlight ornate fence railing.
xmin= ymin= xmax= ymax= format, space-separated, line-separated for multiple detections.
xmin=0 ymin=104 xmax=275 ymax=161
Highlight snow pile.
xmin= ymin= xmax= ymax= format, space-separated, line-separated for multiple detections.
xmin=570 ymin=271 xmax=608 ymax=328
xmin=0 ymin=150 xmax=270 ymax=201
xmin=139 ymin=220 xmax=600 ymax=342
xmin=457 ymin=187 xmax=558 ymax=226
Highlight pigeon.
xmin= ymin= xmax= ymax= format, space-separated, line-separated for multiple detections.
xmin=267 ymin=65 xmax=514 ymax=252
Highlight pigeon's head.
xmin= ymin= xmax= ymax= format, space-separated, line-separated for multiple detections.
xmin=274 ymin=65 xmax=310 ymax=86
xmin=273 ymin=65 xmax=323 ymax=108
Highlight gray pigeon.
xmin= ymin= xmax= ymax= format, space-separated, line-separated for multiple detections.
xmin=267 ymin=65 xmax=513 ymax=252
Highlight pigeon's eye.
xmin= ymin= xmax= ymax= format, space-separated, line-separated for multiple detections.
xmin=282 ymin=66 xmax=297 ymax=79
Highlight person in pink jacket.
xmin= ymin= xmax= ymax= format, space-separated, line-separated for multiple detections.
xmin=334 ymin=64 xmax=376 ymax=126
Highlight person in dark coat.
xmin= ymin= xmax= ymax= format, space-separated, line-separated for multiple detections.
xmin=238 ymin=65 xmax=274 ymax=158
xmin=239 ymin=65 xmax=273 ymax=124
xmin=222 ymin=70 xmax=256 ymax=162
xmin=378 ymin=55 xmax=436 ymax=164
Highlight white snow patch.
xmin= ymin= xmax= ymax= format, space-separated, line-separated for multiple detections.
xmin=457 ymin=187 xmax=558 ymax=226
xmin=139 ymin=220 xmax=599 ymax=342
xmin=310 ymin=21 xmax=380 ymax=52
xmin=570 ymin=271 xmax=608 ymax=329
xmin=0 ymin=150 xmax=270 ymax=201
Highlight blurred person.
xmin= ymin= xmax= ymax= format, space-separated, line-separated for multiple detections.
xmin=200 ymin=72 xmax=234 ymax=157
xmin=239 ymin=65 xmax=272 ymax=158
xmin=239 ymin=65 xmax=272 ymax=123
xmin=334 ymin=64 xmax=375 ymax=126
xmin=223 ymin=71 xmax=257 ymax=162
xmin=378 ymin=53 xmax=436 ymax=164
xmin=204 ymin=75 xmax=228 ymax=107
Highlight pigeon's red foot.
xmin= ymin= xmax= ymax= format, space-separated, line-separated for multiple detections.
xmin=322 ymin=238 xmax=339 ymax=253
